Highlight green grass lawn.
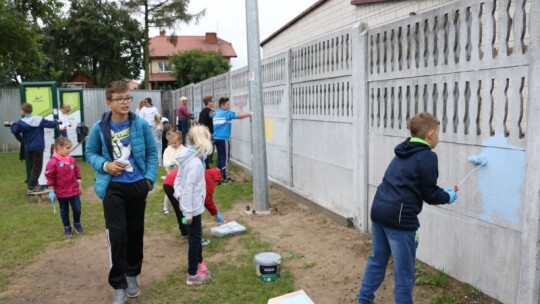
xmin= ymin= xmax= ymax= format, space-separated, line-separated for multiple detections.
xmin=0 ymin=153 xmax=294 ymax=303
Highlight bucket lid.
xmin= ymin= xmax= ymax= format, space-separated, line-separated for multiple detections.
xmin=254 ymin=252 xmax=281 ymax=266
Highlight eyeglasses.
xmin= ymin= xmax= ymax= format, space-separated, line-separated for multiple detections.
xmin=111 ymin=96 xmax=133 ymax=104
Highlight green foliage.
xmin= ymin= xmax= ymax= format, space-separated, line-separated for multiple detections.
xmin=432 ymin=294 xmax=460 ymax=304
xmin=43 ymin=0 xmax=144 ymax=86
xmin=121 ymin=0 xmax=205 ymax=89
xmin=416 ymin=265 xmax=449 ymax=287
xmin=0 ymin=1 xmax=50 ymax=85
xmin=169 ymin=49 xmax=231 ymax=87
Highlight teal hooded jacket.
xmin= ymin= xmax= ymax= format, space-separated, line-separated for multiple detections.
xmin=85 ymin=112 xmax=158 ymax=199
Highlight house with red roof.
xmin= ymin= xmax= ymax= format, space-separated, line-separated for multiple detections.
xmin=149 ymin=31 xmax=237 ymax=90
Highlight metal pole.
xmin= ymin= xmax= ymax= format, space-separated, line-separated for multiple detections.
xmin=245 ymin=0 xmax=269 ymax=212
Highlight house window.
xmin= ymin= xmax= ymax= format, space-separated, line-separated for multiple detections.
xmin=158 ymin=61 xmax=172 ymax=72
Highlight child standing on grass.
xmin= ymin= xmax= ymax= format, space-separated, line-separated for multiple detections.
xmin=163 ymin=167 xmax=224 ymax=244
xmin=10 ymin=102 xmax=60 ymax=193
xmin=162 ymin=132 xmax=185 ymax=215
xmin=357 ymin=112 xmax=458 ymax=304
xmin=85 ymin=80 xmax=157 ymax=303
xmin=152 ymin=113 xmax=164 ymax=166
xmin=173 ymin=125 xmax=213 ymax=285
xmin=45 ymin=137 xmax=83 ymax=237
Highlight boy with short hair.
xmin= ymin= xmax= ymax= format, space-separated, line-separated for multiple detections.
xmin=10 ymin=102 xmax=59 ymax=193
xmin=85 ymin=80 xmax=157 ymax=304
xmin=212 ymin=97 xmax=251 ymax=182
xmin=198 ymin=96 xmax=215 ymax=169
xmin=357 ymin=112 xmax=458 ymax=304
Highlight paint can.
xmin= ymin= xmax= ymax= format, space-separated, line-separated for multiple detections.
xmin=254 ymin=252 xmax=281 ymax=282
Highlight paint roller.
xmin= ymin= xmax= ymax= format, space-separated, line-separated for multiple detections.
xmin=453 ymin=155 xmax=488 ymax=192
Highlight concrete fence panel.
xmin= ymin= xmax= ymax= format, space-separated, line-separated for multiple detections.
xmin=366 ymin=0 xmax=533 ymax=302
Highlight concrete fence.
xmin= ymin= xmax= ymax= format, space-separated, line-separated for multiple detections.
xmin=163 ymin=0 xmax=540 ymax=302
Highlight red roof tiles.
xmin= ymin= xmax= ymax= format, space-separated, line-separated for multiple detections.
xmin=149 ymin=32 xmax=237 ymax=58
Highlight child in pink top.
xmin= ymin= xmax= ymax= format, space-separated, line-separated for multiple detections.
xmin=45 ymin=137 xmax=84 ymax=237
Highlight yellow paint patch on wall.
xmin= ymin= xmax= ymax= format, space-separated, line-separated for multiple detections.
xmin=265 ymin=117 xmax=273 ymax=141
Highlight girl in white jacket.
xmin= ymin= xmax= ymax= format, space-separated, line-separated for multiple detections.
xmin=161 ymin=132 xmax=185 ymax=215
xmin=173 ymin=125 xmax=213 ymax=285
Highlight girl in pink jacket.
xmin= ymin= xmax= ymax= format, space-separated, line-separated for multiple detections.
xmin=45 ymin=137 xmax=84 ymax=237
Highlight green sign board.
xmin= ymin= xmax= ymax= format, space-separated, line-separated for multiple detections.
xmin=20 ymin=82 xmax=58 ymax=117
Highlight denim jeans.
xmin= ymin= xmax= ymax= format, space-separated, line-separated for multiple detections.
xmin=358 ymin=222 xmax=418 ymax=304
xmin=58 ymin=195 xmax=82 ymax=227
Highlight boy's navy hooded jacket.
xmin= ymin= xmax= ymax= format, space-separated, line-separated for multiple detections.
xmin=370 ymin=138 xmax=450 ymax=231
xmin=10 ymin=116 xmax=58 ymax=152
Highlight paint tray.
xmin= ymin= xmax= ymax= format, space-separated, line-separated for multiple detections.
xmin=267 ymin=290 xmax=315 ymax=304
xmin=210 ymin=221 xmax=247 ymax=237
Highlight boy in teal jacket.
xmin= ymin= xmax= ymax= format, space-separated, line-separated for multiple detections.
xmin=85 ymin=80 xmax=157 ymax=304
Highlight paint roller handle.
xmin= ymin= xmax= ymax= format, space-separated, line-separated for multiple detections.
xmin=454 ymin=185 xmax=459 ymax=192
xmin=443 ymin=188 xmax=458 ymax=204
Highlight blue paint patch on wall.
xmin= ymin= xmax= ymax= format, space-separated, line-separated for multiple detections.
xmin=478 ymin=134 xmax=525 ymax=226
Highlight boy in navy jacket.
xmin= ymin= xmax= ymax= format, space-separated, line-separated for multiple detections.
xmin=10 ymin=103 xmax=59 ymax=193
xmin=358 ymin=112 xmax=458 ymax=304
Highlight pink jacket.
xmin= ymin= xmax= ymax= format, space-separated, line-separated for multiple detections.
xmin=45 ymin=156 xmax=82 ymax=198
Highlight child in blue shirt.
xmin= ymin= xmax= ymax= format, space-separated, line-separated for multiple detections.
xmin=358 ymin=112 xmax=458 ymax=304
xmin=212 ymin=97 xmax=251 ymax=182
xmin=85 ymin=80 xmax=157 ymax=304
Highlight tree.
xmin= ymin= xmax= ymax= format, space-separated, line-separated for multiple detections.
xmin=49 ymin=0 xmax=144 ymax=87
xmin=169 ymin=49 xmax=231 ymax=87
xmin=122 ymin=0 xmax=204 ymax=89
xmin=0 ymin=0 xmax=63 ymax=85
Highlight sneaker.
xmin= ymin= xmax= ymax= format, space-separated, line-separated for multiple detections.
xmin=113 ymin=289 xmax=126 ymax=304
xmin=186 ymin=271 xmax=209 ymax=285
xmin=126 ymin=276 xmax=140 ymax=298
xmin=74 ymin=223 xmax=84 ymax=234
xmin=198 ymin=262 xmax=212 ymax=277
xmin=64 ymin=226 xmax=72 ymax=237
xmin=201 ymin=239 xmax=211 ymax=247
xmin=27 ymin=186 xmax=41 ymax=194
xmin=223 ymin=178 xmax=234 ymax=184
xmin=163 ymin=210 xmax=169 ymax=216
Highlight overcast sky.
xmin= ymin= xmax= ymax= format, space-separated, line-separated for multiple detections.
xmin=150 ymin=0 xmax=319 ymax=71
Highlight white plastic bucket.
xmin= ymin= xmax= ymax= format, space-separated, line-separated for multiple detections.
xmin=254 ymin=252 xmax=281 ymax=282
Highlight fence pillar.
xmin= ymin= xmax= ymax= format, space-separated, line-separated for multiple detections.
xmin=287 ymin=49 xmax=294 ymax=187
xmin=351 ymin=22 xmax=369 ymax=232
xmin=517 ymin=2 xmax=540 ymax=303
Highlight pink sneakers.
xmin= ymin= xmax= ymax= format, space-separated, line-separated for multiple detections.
xmin=198 ymin=262 xmax=212 ymax=277
xmin=186 ymin=270 xmax=209 ymax=285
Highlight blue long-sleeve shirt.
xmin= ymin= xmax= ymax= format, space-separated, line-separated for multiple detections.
xmin=212 ymin=109 xmax=238 ymax=140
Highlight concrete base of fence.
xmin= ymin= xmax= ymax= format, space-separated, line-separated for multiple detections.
xmin=231 ymin=160 xmax=354 ymax=228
